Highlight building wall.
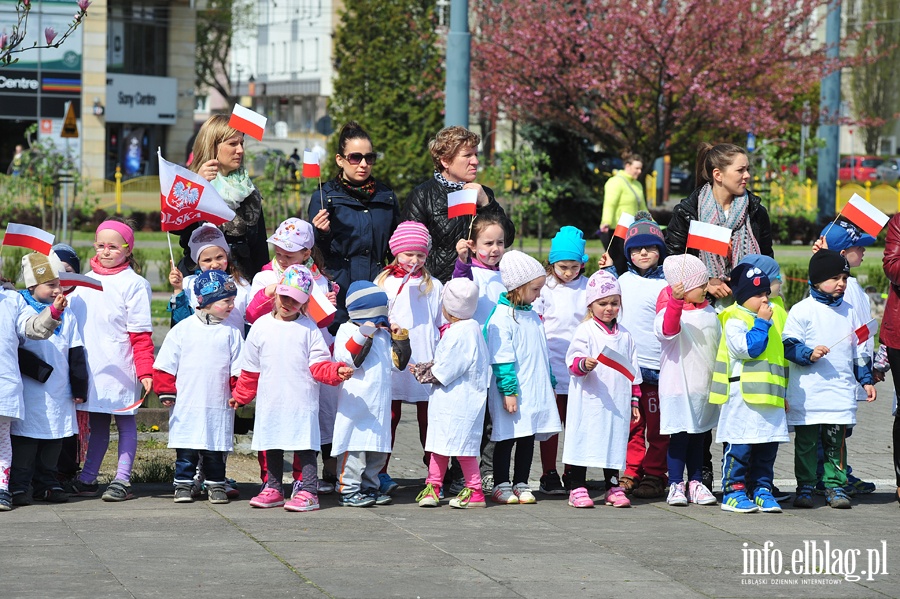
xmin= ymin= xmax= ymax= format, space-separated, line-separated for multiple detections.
xmin=81 ymin=0 xmax=108 ymax=186
xmin=167 ymin=3 xmax=197 ymax=162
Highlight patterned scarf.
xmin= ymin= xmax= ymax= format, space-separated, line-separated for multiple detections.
xmin=211 ymin=167 xmax=256 ymax=210
xmin=19 ymin=289 xmax=62 ymax=334
xmin=434 ymin=170 xmax=465 ymax=191
xmin=338 ymin=173 xmax=377 ymax=201
xmin=696 ymin=183 xmax=760 ymax=278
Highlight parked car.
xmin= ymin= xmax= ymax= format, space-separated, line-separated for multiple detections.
xmin=839 ymin=156 xmax=884 ymax=182
xmin=876 ymin=158 xmax=900 ymax=184
xmin=669 ymin=166 xmax=695 ymax=194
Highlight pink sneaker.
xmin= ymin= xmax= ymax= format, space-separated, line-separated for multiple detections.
xmin=567 ymin=487 xmax=595 ymax=508
xmin=688 ymin=480 xmax=717 ymax=505
xmin=605 ymin=486 xmax=632 ymax=508
xmin=284 ymin=490 xmax=320 ymax=512
xmin=249 ymin=486 xmax=285 ymax=508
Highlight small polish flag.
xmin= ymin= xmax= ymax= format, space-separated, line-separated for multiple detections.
xmin=842 ymin=193 xmax=889 ymax=237
xmin=307 ymin=282 xmax=337 ymax=326
xmin=854 ymin=318 xmax=878 ymax=345
xmin=447 ymin=188 xmax=478 ymax=219
xmin=59 ymin=272 xmax=103 ymax=291
xmin=345 ymin=323 xmax=377 ymax=355
xmin=686 ymin=220 xmax=732 ymax=257
xmin=2 ymin=223 xmax=54 ymax=255
xmin=596 ymin=345 xmax=636 ymax=382
xmin=302 ymin=151 xmax=320 ymax=178
xmin=229 ymin=104 xmax=267 ymax=141
xmin=613 ymin=213 xmax=635 ymax=239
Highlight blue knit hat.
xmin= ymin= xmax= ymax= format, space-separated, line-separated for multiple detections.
xmin=819 ymin=218 xmax=876 ymax=252
xmin=194 ymin=270 xmax=237 ymax=308
xmin=346 ymin=281 xmax=390 ymax=327
xmin=730 ymin=262 xmax=770 ymax=306
xmin=549 ymin=226 xmax=589 ymax=264
xmin=624 ymin=211 xmax=666 ymax=265
xmin=52 ymin=243 xmax=80 ymax=274
xmin=738 ymin=254 xmax=781 ymax=283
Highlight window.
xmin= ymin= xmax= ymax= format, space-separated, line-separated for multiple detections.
xmin=106 ymin=2 xmax=169 ymax=76
xmin=862 ymin=159 xmax=884 ymax=168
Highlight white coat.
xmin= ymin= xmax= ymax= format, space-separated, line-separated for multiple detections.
xmin=0 ymin=293 xmax=26 ymax=420
xmin=469 ymin=266 xmax=506 ymax=326
xmin=533 ymin=276 xmax=588 ymax=395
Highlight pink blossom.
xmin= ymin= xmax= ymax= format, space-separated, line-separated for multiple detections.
xmin=44 ymin=26 xmax=56 ymax=45
xmin=77 ymin=0 xmax=91 ymax=11
xmin=0 ymin=33 xmax=7 ymax=49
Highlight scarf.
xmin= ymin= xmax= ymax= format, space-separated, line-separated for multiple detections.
xmin=338 ymin=173 xmax=377 ymax=202
xmin=90 ymin=256 xmax=130 ymax=275
xmin=211 ymin=167 xmax=256 ymax=209
xmin=434 ymin=170 xmax=465 ymax=191
xmin=809 ymin=282 xmax=844 ymax=307
xmin=20 ymin=289 xmax=62 ymax=334
xmin=696 ymin=183 xmax=761 ymax=278
xmin=497 ymin=292 xmax=532 ymax=311
xmin=383 ymin=264 xmax=423 ymax=279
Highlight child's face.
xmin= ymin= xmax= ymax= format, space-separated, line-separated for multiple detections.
xmin=590 ymin=295 xmax=621 ymax=323
xmin=274 ymin=246 xmax=310 ymax=271
xmin=397 ymin=251 xmax=427 ymax=273
xmin=198 ymin=246 xmax=229 ymax=273
xmin=816 ymin=273 xmax=848 ymax=296
xmin=553 ymin=260 xmax=582 ymax=284
xmin=31 ymin=279 xmax=62 ymax=303
xmin=94 ymin=229 xmax=131 ymax=268
xmin=842 ymin=246 xmax=864 ymax=268
xmin=275 ymin=294 xmax=304 ymax=320
xmin=204 ymin=296 xmax=235 ymax=320
xmin=769 ymin=279 xmax=783 ymax=298
xmin=628 ymin=244 xmax=660 ymax=272
xmin=473 ymin=224 xmax=505 ymax=266
xmin=741 ymin=291 xmax=770 ymax=314
xmin=518 ymin=276 xmax=546 ymax=305
xmin=684 ymin=283 xmax=708 ymax=304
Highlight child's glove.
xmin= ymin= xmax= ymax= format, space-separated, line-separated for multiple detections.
xmin=410 ymin=361 xmax=441 ymax=385
xmin=391 ymin=328 xmax=411 ymax=370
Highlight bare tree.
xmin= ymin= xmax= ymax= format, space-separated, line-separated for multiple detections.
xmin=195 ymin=0 xmax=254 ymax=105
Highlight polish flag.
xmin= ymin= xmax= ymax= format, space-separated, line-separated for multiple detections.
xmin=2 ymin=223 xmax=54 ymax=255
xmin=307 ymin=282 xmax=337 ymax=326
xmin=854 ymin=318 xmax=878 ymax=345
xmin=447 ymin=188 xmax=477 ymax=219
xmin=613 ymin=213 xmax=634 ymax=239
xmin=842 ymin=194 xmax=889 ymax=237
xmin=686 ymin=220 xmax=732 ymax=257
xmin=158 ymin=150 xmax=236 ymax=232
xmin=302 ymin=151 xmax=320 ymax=178
xmin=596 ymin=345 xmax=636 ymax=383
xmin=345 ymin=323 xmax=376 ymax=355
xmin=59 ymin=272 xmax=103 ymax=291
xmin=229 ymin=104 xmax=267 ymax=141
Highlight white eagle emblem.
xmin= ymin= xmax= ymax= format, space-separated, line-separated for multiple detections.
xmin=166 ymin=177 xmax=201 ymax=212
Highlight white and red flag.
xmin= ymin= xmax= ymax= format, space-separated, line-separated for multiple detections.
xmin=345 ymin=323 xmax=376 ymax=355
xmin=842 ymin=194 xmax=889 ymax=238
xmin=596 ymin=345 xmax=636 ymax=383
xmin=686 ymin=220 xmax=732 ymax=257
xmin=59 ymin=272 xmax=103 ymax=291
xmin=613 ymin=213 xmax=634 ymax=239
xmin=302 ymin=151 xmax=321 ymax=178
xmin=307 ymin=283 xmax=337 ymax=326
xmin=229 ymin=104 xmax=267 ymax=141
xmin=854 ymin=318 xmax=878 ymax=345
xmin=447 ymin=188 xmax=477 ymax=219
xmin=2 ymin=223 xmax=54 ymax=255
xmin=158 ymin=150 xmax=235 ymax=232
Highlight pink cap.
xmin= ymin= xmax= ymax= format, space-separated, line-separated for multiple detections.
xmin=389 ymin=221 xmax=431 ymax=256
xmin=96 ymin=220 xmax=135 ymax=249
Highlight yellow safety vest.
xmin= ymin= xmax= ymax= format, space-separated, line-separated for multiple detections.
xmin=709 ymin=303 xmax=788 ymax=407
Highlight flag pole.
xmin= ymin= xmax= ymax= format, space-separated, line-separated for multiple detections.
xmin=821 ymin=206 xmax=845 ymax=240
xmin=467 ymin=213 xmax=476 ymax=241
xmin=165 ymin=232 xmax=176 ymax=271
xmin=828 ymin=329 xmax=855 ymax=350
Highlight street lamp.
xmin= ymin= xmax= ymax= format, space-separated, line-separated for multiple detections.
xmin=235 ymin=64 xmax=244 ymax=105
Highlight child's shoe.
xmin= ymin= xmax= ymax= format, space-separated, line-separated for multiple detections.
xmin=770 ymin=485 xmax=792 ymax=503
xmin=605 ymin=486 xmax=632 ymax=507
xmin=173 ymin=484 xmax=194 ymax=503
xmin=846 ymin=473 xmax=876 ymax=495
xmin=793 ymin=485 xmax=815 ymax=509
xmin=291 ymin=480 xmax=303 ymax=499
xmin=101 ymin=479 xmax=134 ymax=502
xmin=64 ymin=477 xmax=99 ymax=497
xmin=632 ymin=474 xmax=666 ymax=499
xmin=491 ymin=482 xmax=519 ymax=504
xmin=249 ymin=486 xmax=285 ymax=508
xmin=753 ymin=488 xmax=782 ymax=513
xmin=513 ymin=483 xmax=537 ymax=504
xmin=825 ymin=487 xmax=852 ymax=509
xmin=567 ymin=487 xmax=594 ymax=508
xmin=34 ymin=487 xmax=69 ymax=503
xmin=224 ymin=478 xmax=240 ymax=499
xmin=317 ymin=479 xmax=335 ymax=495
xmin=11 ymin=491 xmax=30 ymax=506
xmin=207 ymin=484 xmax=229 ymax=505
xmin=416 ymin=483 xmax=441 ymax=507
xmin=449 ymin=487 xmax=487 ymax=509
xmin=448 ymin=477 xmax=467 ymax=496
xmin=688 ymin=480 xmax=717 ymax=505
xmin=367 ymin=489 xmax=393 ymax=506
xmin=338 ymin=491 xmax=376 ymax=507
xmin=0 ymin=490 xmax=11 ymax=511
xmin=619 ymin=475 xmax=637 ymax=495
xmin=539 ymin=470 xmax=566 ymax=495
xmin=666 ymin=482 xmax=688 ymax=507
xmin=481 ymin=474 xmax=494 ymax=494
xmin=284 ymin=490 xmax=319 ymax=512
xmin=721 ymin=489 xmax=759 ymax=513
xmin=378 ymin=472 xmax=399 ymax=495
xmin=701 ymin=466 xmax=714 ymax=493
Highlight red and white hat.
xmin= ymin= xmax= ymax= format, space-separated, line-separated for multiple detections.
xmin=389 ymin=221 xmax=431 ymax=256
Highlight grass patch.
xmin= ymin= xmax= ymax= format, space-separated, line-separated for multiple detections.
xmin=130 ymin=457 xmax=176 ymax=484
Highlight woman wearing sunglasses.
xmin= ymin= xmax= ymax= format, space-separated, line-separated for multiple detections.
xmin=308 ymin=121 xmax=400 ymax=334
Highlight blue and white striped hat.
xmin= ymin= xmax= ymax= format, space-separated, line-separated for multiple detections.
xmin=346 ymin=281 xmax=390 ymax=327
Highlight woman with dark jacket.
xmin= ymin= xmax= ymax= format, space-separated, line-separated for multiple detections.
xmin=879 ymin=213 xmax=900 ymax=506
xmin=309 ymin=121 xmax=400 ymax=333
xmin=665 ymin=142 xmax=773 ymax=299
xmin=403 ymin=126 xmax=515 ymax=283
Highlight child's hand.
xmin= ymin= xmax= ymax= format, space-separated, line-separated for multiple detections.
xmin=811 ymin=235 xmax=828 ymax=253
xmin=874 ymin=369 xmax=885 ymax=383
xmin=784 ymin=398 xmax=790 ymax=413
xmin=671 ymin=282 xmax=685 ymax=300
xmin=140 ymin=377 xmax=153 ymax=395
xmin=455 ymin=238 xmax=470 ymax=261
xmin=326 ymin=290 xmax=337 ymax=306
xmin=809 ymin=345 xmax=829 ymax=362
xmin=228 ymin=397 xmax=239 ymax=409
xmin=864 ymin=384 xmax=877 ymax=402
xmin=52 ymin=293 xmax=68 ymax=312
xmin=757 ymin=301 xmax=773 ymax=322
xmin=168 ymin=262 xmax=183 ymax=288
xmin=503 ymin=395 xmax=518 ymax=413
xmin=161 ymin=399 xmax=175 ymax=408
xmin=582 ymin=357 xmax=599 ymax=372
xmin=337 ymin=366 xmax=354 ymax=381
xmin=598 ymin=253 xmax=613 ymax=269
xmin=264 ymin=284 xmax=277 ymax=298
xmin=74 ymin=397 xmax=85 ymax=404
xmin=389 ymin=322 xmax=402 ymax=335
xmin=631 ymin=405 xmax=641 ymax=423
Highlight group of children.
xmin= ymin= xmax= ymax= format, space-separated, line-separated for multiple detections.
xmin=0 ymin=209 xmax=881 ymax=515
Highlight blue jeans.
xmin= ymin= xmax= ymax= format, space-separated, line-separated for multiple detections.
xmin=174 ymin=448 xmax=226 ymax=485
xmin=721 ymin=442 xmax=779 ymax=494
xmin=667 ymin=431 xmax=705 ymax=485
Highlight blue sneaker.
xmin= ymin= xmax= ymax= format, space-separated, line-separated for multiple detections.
xmin=825 ymin=487 xmax=852 ymax=509
xmin=721 ymin=490 xmax=759 ymax=513
xmin=753 ymin=488 xmax=782 ymax=513
xmin=378 ymin=472 xmax=399 ymax=495
xmin=793 ymin=485 xmax=815 ymax=508
xmin=846 ymin=474 xmax=876 ymax=495
xmin=339 ymin=491 xmax=376 ymax=507
xmin=366 ymin=489 xmax=393 ymax=506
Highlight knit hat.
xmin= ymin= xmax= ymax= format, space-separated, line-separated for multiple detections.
xmin=819 ymin=218 xmax=876 ymax=252
xmin=51 ymin=243 xmax=80 ymax=274
xmin=499 ymin=250 xmax=546 ymax=291
xmin=662 ymin=254 xmax=709 ymax=292
xmin=189 ymin=223 xmax=230 ymax=262
xmin=808 ymin=248 xmax=850 ymax=286
xmin=22 ymin=252 xmax=63 ymax=288
xmin=739 ymin=254 xmax=782 ymax=283
xmin=389 ymin=221 xmax=431 ymax=256
xmin=275 ymin=265 xmax=314 ymax=304
xmin=585 ymin=270 xmax=621 ymax=306
xmin=730 ymin=262 xmax=771 ymax=306
xmin=267 ymin=217 xmax=314 ymax=252
xmin=193 ymin=269 xmax=238 ymax=308
xmin=548 ymin=226 xmax=589 ymax=264
xmin=623 ymin=211 xmax=666 ymax=262
xmin=345 ymin=281 xmax=390 ymax=327
xmin=442 ymin=278 xmax=479 ymax=320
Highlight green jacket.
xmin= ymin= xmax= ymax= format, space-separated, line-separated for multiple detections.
xmin=601 ymin=172 xmax=646 ymax=227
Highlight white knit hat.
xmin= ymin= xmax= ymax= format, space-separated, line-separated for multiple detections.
xmin=499 ymin=250 xmax=545 ymax=291
xmin=188 ymin=223 xmax=230 ymax=263
xmin=585 ymin=270 xmax=621 ymax=306
xmin=22 ymin=252 xmax=63 ymax=288
xmin=442 ymin=278 xmax=479 ymax=320
xmin=662 ymin=254 xmax=709 ymax=292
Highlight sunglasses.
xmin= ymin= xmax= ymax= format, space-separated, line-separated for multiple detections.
xmin=341 ymin=152 xmax=377 ymax=165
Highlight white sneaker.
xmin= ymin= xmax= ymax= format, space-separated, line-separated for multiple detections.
xmin=667 ymin=482 xmax=688 ymax=506
xmin=688 ymin=480 xmax=717 ymax=505
xmin=317 ymin=479 xmax=335 ymax=495
xmin=513 ymin=483 xmax=536 ymax=504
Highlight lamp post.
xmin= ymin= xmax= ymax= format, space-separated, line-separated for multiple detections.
xmin=234 ymin=64 xmax=244 ymax=105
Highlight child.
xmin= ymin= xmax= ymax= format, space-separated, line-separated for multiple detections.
xmin=711 ymin=262 xmax=789 ymax=513
xmin=783 ymin=250 xmax=876 ymax=509
xmin=618 ymin=213 xmax=669 ymax=499
xmin=8 ymin=253 xmax=87 ymax=506
xmin=332 ymin=281 xmax=411 ymax=507
xmin=531 ymin=226 xmax=590 ymax=495
xmin=655 ymin=255 xmax=720 ymax=506
xmin=230 ymin=265 xmax=351 ymax=511
xmin=376 ymin=221 xmax=443 ymax=494
xmin=484 ymin=250 xmax=562 ymax=504
xmin=68 ymin=219 xmax=154 ymax=502
xmin=412 ymin=278 xmax=490 ymax=508
xmin=153 ymin=270 xmax=244 ymax=504
xmin=739 ymin=255 xmax=785 ymax=310
xmin=563 ymin=270 xmax=641 ymax=508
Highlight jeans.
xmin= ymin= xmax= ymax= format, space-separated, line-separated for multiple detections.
xmin=9 ymin=435 xmax=63 ymax=496
xmin=667 ymin=431 xmax=705 ymax=485
xmin=174 ymin=448 xmax=226 ymax=485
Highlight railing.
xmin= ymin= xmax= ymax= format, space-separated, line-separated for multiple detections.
xmin=754 ymin=177 xmax=900 ymax=215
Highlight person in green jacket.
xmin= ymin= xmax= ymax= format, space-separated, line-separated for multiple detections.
xmin=599 ymin=153 xmax=647 ymax=235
